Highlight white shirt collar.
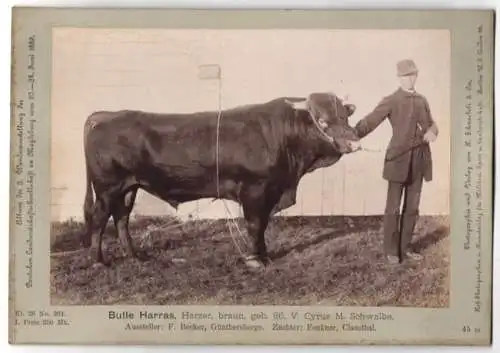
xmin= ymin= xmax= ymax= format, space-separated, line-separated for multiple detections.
xmin=400 ymin=87 xmax=416 ymax=94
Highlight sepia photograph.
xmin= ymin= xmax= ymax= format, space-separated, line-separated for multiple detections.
xmin=9 ymin=8 xmax=494 ymax=346
xmin=49 ymin=28 xmax=451 ymax=308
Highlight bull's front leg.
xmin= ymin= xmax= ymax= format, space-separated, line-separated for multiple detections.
xmin=240 ymin=183 xmax=277 ymax=268
xmin=243 ymin=214 xmax=270 ymax=268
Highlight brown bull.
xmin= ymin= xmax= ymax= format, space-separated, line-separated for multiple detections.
xmin=82 ymin=92 xmax=360 ymax=267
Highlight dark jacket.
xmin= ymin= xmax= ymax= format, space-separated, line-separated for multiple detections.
xmin=355 ymin=87 xmax=439 ymax=183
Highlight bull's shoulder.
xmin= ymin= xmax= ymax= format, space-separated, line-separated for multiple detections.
xmin=218 ymin=100 xmax=283 ymax=122
xmin=225 ymin=97 xmax=301 ymax=113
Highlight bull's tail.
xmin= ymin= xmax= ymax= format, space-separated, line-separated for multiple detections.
xmin=82 ymin=119 xmax=95 ymax=248
xmin=82 ymin=159 xmax=94 ymax=248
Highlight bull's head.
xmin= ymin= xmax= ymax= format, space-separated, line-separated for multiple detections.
xmin=285 ymin=92 xmax=361 ymax=154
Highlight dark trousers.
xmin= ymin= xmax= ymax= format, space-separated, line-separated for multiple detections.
xmin=383 ymin=166 xmax=423 ymax=257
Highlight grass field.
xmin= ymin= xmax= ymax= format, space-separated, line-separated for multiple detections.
xmin=50 ymin=214 xmax=450 ymax=307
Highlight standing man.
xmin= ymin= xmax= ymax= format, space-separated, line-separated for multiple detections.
xmin=354 ymin=59 xmax=439 ymax=264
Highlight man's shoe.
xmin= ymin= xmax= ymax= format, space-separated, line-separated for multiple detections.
xmin=386 ymin=255 xmax=400 ymax=265
xmin=405 ymin=251 xmax=423 ymax=261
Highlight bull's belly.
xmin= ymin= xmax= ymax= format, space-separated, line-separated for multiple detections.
xmin=136 ymin=170 xmax=240 ymax=206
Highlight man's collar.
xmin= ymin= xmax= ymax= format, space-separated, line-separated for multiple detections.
xmin=397 ymin=86 xmax=418 ymax=96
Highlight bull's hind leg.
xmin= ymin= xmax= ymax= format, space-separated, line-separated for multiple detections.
xmin=112 ymin=187 xmax=147 ymax=261
xmin=88 ymin=196 xmax=112 ymax=266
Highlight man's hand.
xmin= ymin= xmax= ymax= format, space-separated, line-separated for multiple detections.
xmin=423 ymin=123 xmax=439 ymax=143
xmin=423 ymin=129 xmax=437 ymax=143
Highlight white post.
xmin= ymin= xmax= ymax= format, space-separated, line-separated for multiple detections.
xmin=198 ymin=64 xmax=223 ymax=219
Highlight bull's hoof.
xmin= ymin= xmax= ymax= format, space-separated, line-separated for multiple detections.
xmin=245 ymin=258 xmax=264 ymax=269
xmin=244 ymin=255 xmax=266 ymax=269
xmin=91 ymin=260 xmax=110 ymax=269
xmin=88 ymin=257 xmax=111 ymax=269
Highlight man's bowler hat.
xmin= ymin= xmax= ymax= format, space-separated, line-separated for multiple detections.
xmin=397 ymin=59 xmax=418 ymax=76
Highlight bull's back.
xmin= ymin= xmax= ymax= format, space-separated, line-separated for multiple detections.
xmin=83 ymin=100 xmax=295 ymax=179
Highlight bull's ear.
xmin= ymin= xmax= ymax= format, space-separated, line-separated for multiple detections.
xmin=285 ymin=99 xmax=308 ymax=111
xmin=345 ymin=104 xmax=356 ymax=117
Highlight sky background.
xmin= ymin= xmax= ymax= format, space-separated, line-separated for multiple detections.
xmin=50 ymin=28 xmax=450 ymax=222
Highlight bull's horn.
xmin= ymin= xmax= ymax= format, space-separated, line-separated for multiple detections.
xmin=285 ymin=99 xmax=308 ymax=110
xmin=340 ymin=93 xmax=350 ymax=102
